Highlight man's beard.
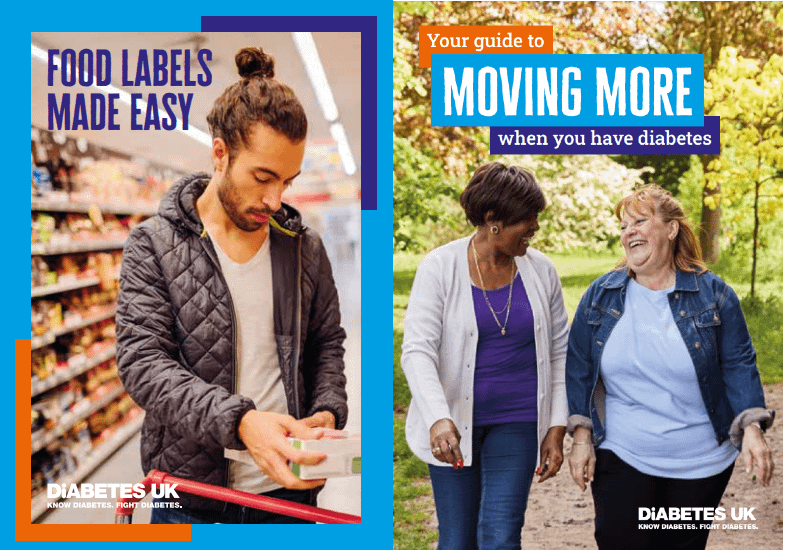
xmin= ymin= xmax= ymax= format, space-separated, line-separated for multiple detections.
xmin=217 ymin=170 xmax=273 ymax=232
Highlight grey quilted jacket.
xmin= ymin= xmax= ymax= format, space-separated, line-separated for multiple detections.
xmin=116 ymin=173 xmax=347 ymax=510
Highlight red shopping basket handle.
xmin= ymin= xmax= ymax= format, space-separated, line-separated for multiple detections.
xmin=115 ymin=469 xmax=360 ymax=524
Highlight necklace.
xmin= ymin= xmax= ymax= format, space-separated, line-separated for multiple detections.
xmin=471 ymin=236 xmax=516 ymax=335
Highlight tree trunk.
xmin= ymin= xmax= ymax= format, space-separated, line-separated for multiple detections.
xmin=751 ymin=145 xmax=763 ymax=299
xmin=751 ymin=179 xmax=759 ymax=298
xmin=699 ymin=154 xmax=722 ymax=263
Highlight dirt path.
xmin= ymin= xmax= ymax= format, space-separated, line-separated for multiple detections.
xmin=426 ymin=384 xmax=782 ymax=549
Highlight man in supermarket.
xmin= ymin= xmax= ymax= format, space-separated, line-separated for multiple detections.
xmin=115 ymin=47 xmax=347 ymax=524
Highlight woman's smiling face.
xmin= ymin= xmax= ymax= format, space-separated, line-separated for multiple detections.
xmin=620 ymin=207 xmax=678 ymax=277
xmin=496 ymin=215 xmax=540 ymax=257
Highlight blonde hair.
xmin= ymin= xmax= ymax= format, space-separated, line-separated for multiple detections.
xmin=614 ymin=184 xmax=706 ymax=274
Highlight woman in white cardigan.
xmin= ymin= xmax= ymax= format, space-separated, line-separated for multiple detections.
xmin=401 ymin=162 xmax=569 ymax=550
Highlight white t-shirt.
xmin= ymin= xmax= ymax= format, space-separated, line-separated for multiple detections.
xmin=599 ymin=278 xmax=737 ymax=479
xmin=207 ymin=228 xmax=289 ymax=494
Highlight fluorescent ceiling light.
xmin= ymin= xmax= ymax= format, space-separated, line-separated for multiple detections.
xmin=330 ymin=122 xmax=357 ymax=176
xmin=292 ymin=32 xmax=339 ymax=122
xmin=31 ymin=43 xmax=212 ymax=148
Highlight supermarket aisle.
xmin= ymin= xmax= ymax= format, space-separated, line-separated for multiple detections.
xmin=39 ymin=205 xmax=361 ymax=524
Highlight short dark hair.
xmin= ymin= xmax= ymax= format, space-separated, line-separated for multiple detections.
xmin=206 ymin=47 xmax=307 ymax=159
xmin=460 ymin=162 xmax=546 ymax=227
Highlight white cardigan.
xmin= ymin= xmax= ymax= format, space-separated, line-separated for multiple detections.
xmin=401 ymin=235 xmax=569 ymax=467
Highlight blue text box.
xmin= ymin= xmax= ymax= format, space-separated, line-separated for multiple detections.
xmin=432 ymin=54 xmax=705 ymax=127
xmin=489 ymin=116 xmax=720 ymax=155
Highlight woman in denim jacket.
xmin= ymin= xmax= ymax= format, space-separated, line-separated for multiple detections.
xmin=565 ymin=185 xmax=773 ymax=550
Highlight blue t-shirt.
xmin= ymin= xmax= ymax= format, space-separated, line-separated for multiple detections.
xmin=472 ymin=273 xmax=538 ymax=426
xmin=599 ymin=278 xmax=738 ymax=478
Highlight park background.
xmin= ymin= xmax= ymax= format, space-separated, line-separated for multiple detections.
xmin=392 ymin=2 xmax=783 ymax=549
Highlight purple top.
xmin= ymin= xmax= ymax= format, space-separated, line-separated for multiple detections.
xmin=472 ymin=273 xmax=538 ymax=426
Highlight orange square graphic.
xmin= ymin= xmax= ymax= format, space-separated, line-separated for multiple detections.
xmin=18 ymin=340 xmax=190 ymax=540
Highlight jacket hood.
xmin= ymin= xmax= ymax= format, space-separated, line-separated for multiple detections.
xmin=158 ymin=172 xmax=305 ymax=236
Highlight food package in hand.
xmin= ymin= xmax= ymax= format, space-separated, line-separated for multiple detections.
xmin=224 ymin=430 xmax=360 ymax=480
xmin=289 ymin=432 xmax=361 ymax=480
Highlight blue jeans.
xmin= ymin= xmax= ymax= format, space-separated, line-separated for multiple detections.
xmin=149 ymin=487 xmax=314 ymax=524
xmin=428 ymin=422 xmax=538 ymax=550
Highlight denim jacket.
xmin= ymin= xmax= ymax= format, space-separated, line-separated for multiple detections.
xmin=566 ymin=268 xmax=772 ymax=449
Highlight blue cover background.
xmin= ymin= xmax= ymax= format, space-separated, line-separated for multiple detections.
xmin=17 ymin=0 xmax=392 ymax=546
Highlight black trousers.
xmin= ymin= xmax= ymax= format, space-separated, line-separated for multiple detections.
xmin=591 ymin=448 xmax=734 ymax=550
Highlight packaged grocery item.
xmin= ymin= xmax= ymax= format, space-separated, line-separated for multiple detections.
xmin=35 ymin=213 xmax=56 ymax=244
xmin=224 ymin=431 xmax=361 ymax=480
xmin=97 ymin=253 xmax=115 ymax=290
xmin=31 ymin=166 xmax=53 ymax=196
xmin=31 ymin=257 xmax=52 ymax=288
xmin=289 ymin=434 xmax=361 ymax=480
xmin=31 ymin=349 xmax=57 ymax=381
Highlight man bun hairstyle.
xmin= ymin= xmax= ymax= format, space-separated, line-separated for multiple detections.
xmin=235 ymin=47 xmax=276 ymax=79
xmin=206 ymin=47 xmax=307 ymax=160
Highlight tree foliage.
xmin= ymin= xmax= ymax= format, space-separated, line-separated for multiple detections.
xmin=393 ymin=135 xmax=463 ymax=251
xmin=393 ymin=1 xmax=784 ymax=274
xmin=393 ymin=1 xmax=660 ymax=252
xmin=511 ymin=155 xmax=648 ymax=253
xmin=657 ymin=1 xmax=783 ymax=262
xmin=661 ymin=2 xmax=782 ymax=66
xmin=703 ymin=48 xmax=783 ymax=295
xmin=612 ymin=154 xmax=692 ymax=196
xmin=394 ymin=1 xmax=663 ymax=177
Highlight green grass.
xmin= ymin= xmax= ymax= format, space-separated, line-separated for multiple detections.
xmin=393 ymin=326 xmax=410 ymax=412
xmin=393 ymin=253 xmax=424 ymax=412
xmin=393 ymin=252 xmax=433 ymax=549
xmin=740 ymin=294 xmax=783 ymax=385
xmin=392 ymin=250 xmax=782 ymax=547
xmin=393 ymin=415 xmax=435 ymax=550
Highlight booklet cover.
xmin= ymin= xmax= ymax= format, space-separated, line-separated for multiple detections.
xmin=393 ymin=2 xmax=782 ymax=549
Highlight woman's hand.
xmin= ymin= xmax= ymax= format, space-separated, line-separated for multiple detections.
xmin=568 ymin=426 xmax=595 ymax=492
xmin=741 ymin=423 xmax=773 ymax=486
xmin=430 ymin=418 xmax=464 ymax=468
xmin=537 ymin=426 xmax=566 ymax=482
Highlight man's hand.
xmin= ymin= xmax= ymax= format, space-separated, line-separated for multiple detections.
xmin=303 ymin=411 xmax=336 ymax=429
xmin=237 ymin=410 xmax=328 ymax=490
xmin=536 ymin=426 xmax=566 ymax=483
xmin=741 ymin=423 xmax=773 ymax=486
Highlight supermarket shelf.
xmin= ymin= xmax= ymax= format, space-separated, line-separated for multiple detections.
xmin=32 ymin=272 xmax=120 ymax=300
xmin=31 ymin=378 xmax=125 ymax=454
xmin=31 ymin=277 xmax=102 ymax=299
xmin=31 ymin=309 xmax=116 ymax=351
xmin=32 ymin=346 xmax=116 ymax=397
xmin=30 ymin=333 xmax=55 ymax=349
xmin=31 ymin=199 xmax=158 ymax=217
xmin=31 ymin=411 xmax=145 ymax=523
xmin=31 ymin=240 xmax=127 ymax=256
